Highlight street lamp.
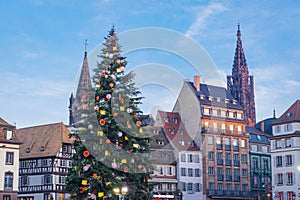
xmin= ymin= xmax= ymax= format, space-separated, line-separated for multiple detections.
xmin=113 ymin=186 xmax=128 ymax=200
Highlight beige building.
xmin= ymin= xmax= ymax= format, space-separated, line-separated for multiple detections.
xmin=173 ymin=76 xmax=251 ymax=200
xmin=16 ymin=122 xmax=74 ymax=200
xmin=0 ymin=117 xmax=21 ymax=200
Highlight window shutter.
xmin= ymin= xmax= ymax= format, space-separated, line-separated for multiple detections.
xmin=282 ymin=156 xmax=286 ymax=166
xmin=292 ymin=155 xmax=295 ymax=166
xmin=293 ymin=173 xmax=295 ymax=185
xmin=41 ymin=176 xmax=44 ymax=184
xmin=271 ymin=140 xmax=275 ymax=150
xmin=28 ymin=177 xmax=30 ymax=185
xmin=283 ymin=173 xmax=286 ymax=185
xmin=273 ymin=174 xmax=276 ymax=185
xmin=281 ymin=139 xmax=285 ymax=148
xmin=291 ymin=138 xmax=294 ymax=147
xmin=273 ymin=157 xmax=276 ymax=167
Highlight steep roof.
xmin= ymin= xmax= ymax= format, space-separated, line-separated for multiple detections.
xmin=188 ymin=82 xmax=243 ymax=110
xmin=157 ymin=110 xmax=199 ymax=151
xmin=0 ymin=117 xmax=13 ymax=126
xmin=271 ymin=100 xmax=300 ymax=125
xmin=246 ymin=126 xmax=270 ymax=144
xmin=0 ymin=117 xmax=22 ymax=144
xmin=16 ymin=122 xmax=73 ymax=159
xmin=146 ymin=126 xmax=176 ymax=165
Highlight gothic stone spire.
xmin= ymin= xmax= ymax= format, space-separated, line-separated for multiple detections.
xmin=69 ymin=40 xmax=92 ymax=126
xmin=227 ymin=24 xmax=256 ymax=127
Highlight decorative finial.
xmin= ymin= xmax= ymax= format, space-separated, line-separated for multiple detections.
xmin=273 ymin=107 xmax=276 ymax=118
xmin=84 ymin=39 xmax=88 ymax=52
xmin=237 ymin=22 xmax=241 ymax=37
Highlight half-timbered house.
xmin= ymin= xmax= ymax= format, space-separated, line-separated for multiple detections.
xmin=16 ymin=122 xmax=74 ymax=200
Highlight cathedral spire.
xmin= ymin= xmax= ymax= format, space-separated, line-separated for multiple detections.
xmin=69 ymin=40 xmax=92 ymax=126
xmin=227 ymin=24 xmax=256 ymax=127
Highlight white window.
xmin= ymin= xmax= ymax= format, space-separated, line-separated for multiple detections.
xmin=251 ymin=144 xmax=258 ymax=152
xmin=195 ymin=183 xmax=201 ymax=192
xmin=233 ymin=139 xmax=238 ymax=146
xmin=241 ymin=139 xmax=246 ymax=148
xmin=204 ymin=121 xmax=210 ymax=128
xmin=204 ymin=108 xmax=210 ymax=115
xmin=208 ymin=136 xmax=213 ymax=144
xmin=188 ymin=154 xmax=193 ymax=163
xmin=208 ymin=167 xmax=214 ymax=175
xmin=262 ymin=146 xmax=268 ymax=153
xmin=5 ymin=130 xmax=13 ymax=140
xmin=229 ymin=124 xmax=234 ymax=133
xmin=194 ymin=155 xmax=200 ymax=163
xmin=181 ymin=154 xmax=186 ymax=162
xmin=237 ymin=113 xmax=242 ymax=119
xmin=59 ymin=176 xmax=65 ymax=184
xmin=212 ymin=109 xmax=218 ymax=116
xmin=229 ymin=112 xmax=234 ymax=118
xmin=188 ymin=168 xmax=193 ymax=177
xmin=5 ymin=152 xmax=14 ymax=165
xmin=276 ymin=125 xmax=281 ymax=133
xmin=286 ymin=138 xmax=292 ymax=148
xmin=221 ymin=110 xmax=226 ymax=117
xmin=187 ymin=183 xmax=193 ymax=193
xmin=182 ymin=182 xmax=186 ymax=191
xmin=181 ymin=168 xmax=186 ymax=176
xmin=195 ymin=168 xmax=200 ymax=177
xmin=237 ymin=125 xmax=242 ymax=133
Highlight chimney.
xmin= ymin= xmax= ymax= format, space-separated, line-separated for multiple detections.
xmin=194 ymin=75 xmax=200 ymax=91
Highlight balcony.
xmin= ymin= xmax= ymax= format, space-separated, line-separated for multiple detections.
xmin=217 ymin=174 xmax=224 ymax=181
xmin=234 ymin=175 xmax=240 ymax=181
xmin=226 ymin=175 xmax=232 ymax=181
xmin=201 ymin=128 xmax=244 ymax=135
xmin=225 ymin=145 xmax=231 ymax=151
xmin=226 ymin=159 xmax=232 ymax=166
xmin=206 ymin=189 xmax=251 ymax=197
xmin=234 ymin=160 xmax=240 ymax=166
xmin=217 ymin=159 xmax=223 ymax=165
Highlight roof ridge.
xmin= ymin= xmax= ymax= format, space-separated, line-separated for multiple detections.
xmin=17 ymin=122 xmax=64 ymax=130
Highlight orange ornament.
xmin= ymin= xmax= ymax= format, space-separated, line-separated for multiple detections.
xmin=109 ymin=83 xmax=114 ymax=88
xmin=137 ymin=164 xmax=143 ymax=169
xmin=133 ymin=114 xmax=137 ymax=118
xmin=93 ymin=173 xmax=97 ymax=178
xmin=106 ymin=139 xmax=111 ymax=144
xmin=95 ymin=96 xmax=100 ymax=101
xmin=113 ymin=112 xmax=118 ymax=117
xmin=136 ymin=121 xmax=141 ymax=127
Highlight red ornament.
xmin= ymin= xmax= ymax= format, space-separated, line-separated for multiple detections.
xmin=136 ymin=121 xmax=141 ymax=127
xmin=83 ymin=150 xmax=90 ymax=157
xmin=124 ymin=167 xmax=129 ymax=173
xmin=103 ymin=98 xmax=108 ymax=102
xmin=100 ymin=119 xmax=105 ymax=125
xmin=100 ymin=72 xmax=105 ymax=77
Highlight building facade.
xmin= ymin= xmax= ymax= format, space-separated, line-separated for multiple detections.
xmin=247 ymin=126 xmax=272 ymax=200
xmin=156 ymin=111 xmax=203 ymax=200
xmin=16 ymin=123 xmax=74 ymax=200
xmin=174 ymin=76 xmax=251 ymax=200
xmin=227 ymin=24 xmax=256 ymax=127
xmin=270 ymin=100 xmax=300 ymax=200
xmin=0 ymin=117 xmax=21 ymax=200
xmin=148 ymin=126 xmax=179 ymax=200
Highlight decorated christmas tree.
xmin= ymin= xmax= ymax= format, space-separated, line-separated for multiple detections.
xmin=66 ymin=26 xmax=153 ymax=200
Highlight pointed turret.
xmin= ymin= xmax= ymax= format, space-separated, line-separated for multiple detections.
xmin=68 ymin=40 xmax=92 ymax=126
xmin=227 ymin=24 xmax=256 ymax=127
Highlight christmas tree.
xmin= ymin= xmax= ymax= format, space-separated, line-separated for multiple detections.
xmin=66 ymin=26 xmax=153 ymax=200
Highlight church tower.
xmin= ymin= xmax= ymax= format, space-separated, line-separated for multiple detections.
xmin=69 ymin=40 xmax=92 ymax=126
xmin=227 ymin=24 xmax=256 ymax=127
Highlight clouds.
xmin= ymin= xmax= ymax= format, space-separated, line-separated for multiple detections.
xmin=185 ymin=2 xmax=226 ymax=38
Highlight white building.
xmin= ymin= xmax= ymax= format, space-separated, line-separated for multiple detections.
xmin=270 ymin=100 xmax=300 ymax=200
xmin=16 ymin=122 xmax=74 ymax=200
xmin=156 ymin=111 xmax=203 ymax=200
xmin=0 ymin=117 xmax=21 ymax=200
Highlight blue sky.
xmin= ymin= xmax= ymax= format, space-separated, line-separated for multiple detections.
xmin=0 ymin=0 xmax=299 ymax=128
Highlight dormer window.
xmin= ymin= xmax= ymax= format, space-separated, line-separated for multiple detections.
xmin=163 ymin=116 xmax=169 ymax=123
xmin=40 ymin=146 xmax=45 ymax=152
xmin=233 ymin=100 xmax=237 ymax=105
xmin=157 ymin=140 xmax=164 ymax=145
xmin=225 ymin=99 xmax=229 ymax=103
xmin=5 ymin=129 xmax=13 ymax=140
xmin=172 ymin=117 xmax=178 ymax=124
xmin=200 ymin=95 xmax=205 ymax=100
xmin=217 ymin=97 xmax=221 ymax=102
xmin=168 ymin=127 xmax=175 ymax=134
xmin=208 ymin=96 xmax=213 ymax=101
xmin=153 ymin=130 xmax=159 ymax=135
xmin=286 ymin=112 xmax=292 ymax=118
xmin=178 ymin=128 xmax=184 ymax=135
xmin=26 ymin=148 xmax=30 ymax=153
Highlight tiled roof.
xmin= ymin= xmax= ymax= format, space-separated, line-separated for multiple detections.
xmin=246 ymin=126 xmax=270 ymax=144
xmin=271 ymin=100 xmax=300 ymax=125
xmin=16 ymin=122 xmax=73 ymax=159
xmin=157 ymin=110 xmax=199 ymax=151
xmin=146 ymin=126 xmax=176 ymax=165
xmin=188 ymin=82 xmax=243 ymax=109
xmin=0 ymin=117 xmax=21 ymax=144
